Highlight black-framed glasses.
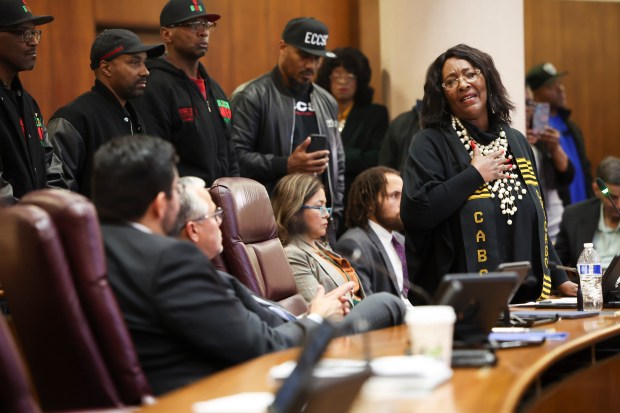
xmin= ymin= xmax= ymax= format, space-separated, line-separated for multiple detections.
xmin=189 ymin=207 xmax=223 ymax=224
xmin=441 ymin=68 xmax=481 ymax=90
xmin=0 ymin=27 xmax=42 ymax=42
xmin=300 ymin=205 xmax=332 ymax=216
xmin=167 ymin=20 xmax=216 ymax=33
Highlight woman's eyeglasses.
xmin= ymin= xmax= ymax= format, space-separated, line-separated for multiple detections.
xmin=441 ymin=68 xmax=481 ymax=90
xmin=301 ymin=205 xmax=332 ymax=216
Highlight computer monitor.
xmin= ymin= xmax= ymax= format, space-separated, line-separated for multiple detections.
xmin=496 ymin=261 xmax=532 ymax=303
xmin=602 ymin=255 xmax=620 ymax=304
xmin=434 ymin=273 xmax=518 ymax=343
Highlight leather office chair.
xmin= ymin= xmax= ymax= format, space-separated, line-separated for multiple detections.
xmin=0 ymin=315 xmax=41 ymax=413
xmin=21 ymin=190 xmax=153 ymax=406
xmin=0 ymin=313 xmax=136 ymax=413
xmin=0 ymin=204 xmax=122 ymax=410
xmin=210 ymin=177 xmax=308 ymax=315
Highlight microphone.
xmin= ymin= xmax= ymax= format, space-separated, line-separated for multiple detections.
xmin=596 ymin=178 xmax=620 ymax=218
xmin=349 ymin=247 xmax=434 ymax=305
xmin=548 ymin=261 xmax=578 ymax=275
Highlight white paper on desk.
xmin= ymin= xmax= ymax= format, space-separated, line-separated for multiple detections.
xmin=511 ymin=297 xmax=577 ymax=307
xmin=270 ymin=356 xmax=451 ymax=390
xmin=269 ymin=358 xmax=367 ymax=381
xmin=370 ymin=355 xmax=452 ymax=381
xmin=362 ymin=356 xmax=452 ymax=400
xmin=192 ymin=392 xmax=274 ymax=413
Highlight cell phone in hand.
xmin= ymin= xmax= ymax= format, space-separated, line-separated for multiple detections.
xmin=531 ymin=102 xmax=550 ymax=134
xmin=307 ymin=134 xmax=328 ymax=153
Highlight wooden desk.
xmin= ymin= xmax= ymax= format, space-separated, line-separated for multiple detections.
xmin=138 ymin=312 xmax=620 ymax=413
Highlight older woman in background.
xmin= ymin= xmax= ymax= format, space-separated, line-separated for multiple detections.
xmin=401 ymin=44 xmax=577 ymax=303
xmin=316 ymin=47 xmax=389 ymax=207
xmin=272 ymin=173 xmax=366 ymax=304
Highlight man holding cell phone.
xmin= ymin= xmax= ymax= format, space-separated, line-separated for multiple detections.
xmin=526 ymin=63 xmax=593 ymax=207
xmin=231 ymin=18 xmax=345 ymax=237
xmin=525 ymin=85 xmax=574 ymax=242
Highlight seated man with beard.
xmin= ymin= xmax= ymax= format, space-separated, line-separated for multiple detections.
xmin=336 ymin=167 xmax=411 ymax=304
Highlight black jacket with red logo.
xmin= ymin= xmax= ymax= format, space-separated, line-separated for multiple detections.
xmin=48 ymin=80 xmax=146 ymax=197
xmin=133 ymin=58 xmax=239 ymax=185
xmin=0 ymin=75 xmax=66 ymax=203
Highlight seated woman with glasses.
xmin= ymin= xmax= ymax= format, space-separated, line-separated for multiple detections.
xmin=272 ymin=173 xmax=367 ymax=304
xmin=315 ymin=47 xmax=389 ymax=222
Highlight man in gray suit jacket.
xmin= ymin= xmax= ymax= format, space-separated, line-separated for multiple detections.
xmin=92 ymin=137 xmax=405 ymax=395
xmin=336 ymin=167 xmax=411 ymax=303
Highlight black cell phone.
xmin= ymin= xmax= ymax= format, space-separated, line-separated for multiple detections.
xmin=307 ymin=134 xmax=328 ymax=153
xmin=451 ymin=348 xmax=497 ymax=367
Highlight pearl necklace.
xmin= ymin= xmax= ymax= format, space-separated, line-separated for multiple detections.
xmin=451 ymin=116 xmax=527 ymax=225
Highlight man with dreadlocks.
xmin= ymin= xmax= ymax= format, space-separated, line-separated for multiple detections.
xmin=335 ymin=166 xmax=411 ymax=305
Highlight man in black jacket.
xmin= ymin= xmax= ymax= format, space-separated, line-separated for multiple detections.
xmin=48 ymin=29 xmax=164 ymax=196
xmin=0 ymin=0 xmax=66 ymax=204
xmin=231 ymin=17 xmax=345 ymax=235
xmin=134 ymin=0 xmax=239 ymax=186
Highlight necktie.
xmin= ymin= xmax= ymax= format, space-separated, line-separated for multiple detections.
xmin=391 ymin=235 xmax=409 ymax=297
xmin=268 ymin=305 xmax=297 ymax=322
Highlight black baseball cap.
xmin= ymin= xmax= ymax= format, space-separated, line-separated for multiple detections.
xmin=526 ymin=62 xmax=568 ymax=90
xmin=90 ymin=29 xmax=165 ymax=70
xmin=282 ymin=17 xmax=336 ymax=59
xmin=0 ymin=0 xmax=53 ymax=27
xmin=160 ymin=0 xmax=220 ymax=27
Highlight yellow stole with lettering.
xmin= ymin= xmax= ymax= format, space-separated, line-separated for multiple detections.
xmin=457 ymin=126 xmax=552 ymax=300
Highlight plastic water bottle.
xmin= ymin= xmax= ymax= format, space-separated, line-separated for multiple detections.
xmin=577 ymin=243 xmax=603 ymax=311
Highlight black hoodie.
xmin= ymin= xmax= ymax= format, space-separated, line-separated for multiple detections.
xmin=134 ymin=57 xmax=239 ymax=185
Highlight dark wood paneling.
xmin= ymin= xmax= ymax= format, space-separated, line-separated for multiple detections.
xmin=525 ymin=0 xmax=620 ymax=173
xmin=22 ymin=0 xmax=358 ymax=120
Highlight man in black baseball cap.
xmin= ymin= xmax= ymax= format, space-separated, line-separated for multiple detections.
xmin=0 ymin=0 xmax=67 ymax=204
xmin=526 ymin=62 xmax=568 ymax=91
xmin=0 ymin=0 xmax=53 ymax=28
xmin=89 ymin=29 xmax=165 ymax=70
xmin=159 ymin=0 xmax=220 ymax=27
xmin=282 ymin=17 xmax=337 ymax=59
xmin=133 ymin=0 xmax=240 ymax=188
xmin=47 ymin=29 xmax=165 ymax=196
xmin=526 ymin=62 xmax=593 ymax=206
xmin=231 ymin=16 xmax=345 ymax=242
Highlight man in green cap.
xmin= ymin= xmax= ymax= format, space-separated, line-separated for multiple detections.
xmin=0 ymin=0 xmax=66 ymax=204
xmin=526 ymin=62 xmax=592 ymax=206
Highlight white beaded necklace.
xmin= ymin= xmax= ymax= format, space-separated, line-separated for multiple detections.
xmin=451 ymin=116 xmax=527 ymax=225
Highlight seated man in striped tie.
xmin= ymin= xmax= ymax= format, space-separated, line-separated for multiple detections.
xmin=336 ymin=166 xmax=413 ymax=306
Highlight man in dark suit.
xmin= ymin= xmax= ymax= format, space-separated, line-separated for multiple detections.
xmin=91 ymin=136 xmax=404 ymax=395
xmin=336 ymin=167 xmax=412 ymax=304
xmin=555 ymin=156 xmax=620 ymax=270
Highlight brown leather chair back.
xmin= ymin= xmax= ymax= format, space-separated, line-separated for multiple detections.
xmin=0 ymin=204 xmax=121 ymax=410
xmin=210 ymin=177 xmax=307 ymax=315
xmin=0 ymin=315 xmax=41 ymax=413
xmin=21 ymin=190 xmax=153 ymax=405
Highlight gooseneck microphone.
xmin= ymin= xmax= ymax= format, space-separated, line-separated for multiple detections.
xmin=596 ymin=178 xmax=620 ymax=218
xmin=548 ymin=261 xmax=578 ymax=275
